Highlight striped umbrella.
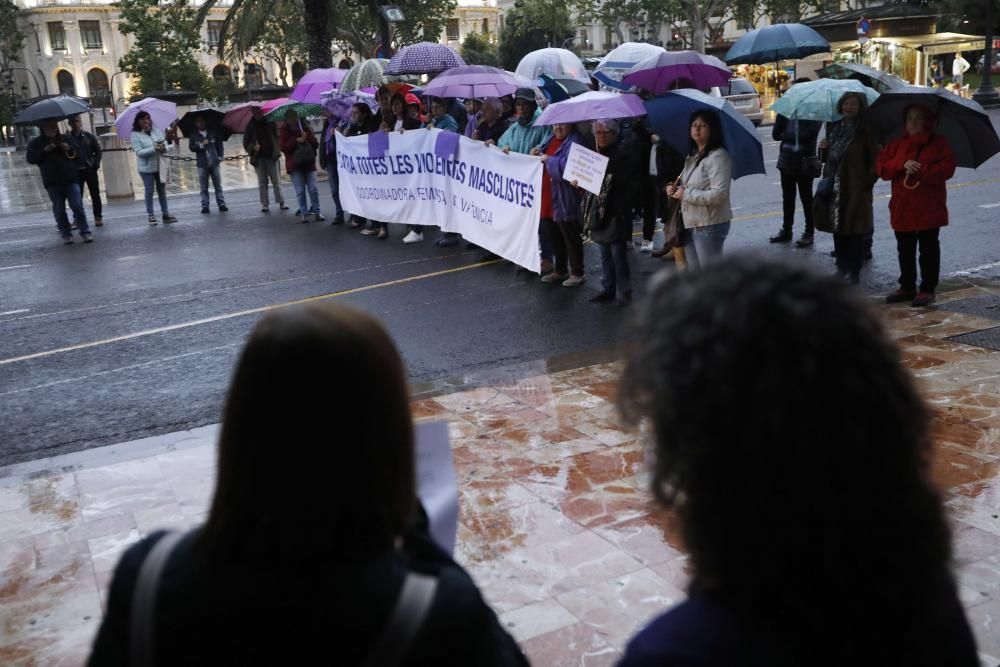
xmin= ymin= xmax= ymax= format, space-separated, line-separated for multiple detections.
xmin=263 ymin=100 xmax=324 ymax=121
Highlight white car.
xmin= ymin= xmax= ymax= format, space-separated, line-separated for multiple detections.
xmin=712 ymin=78 xmax=763 ymax=126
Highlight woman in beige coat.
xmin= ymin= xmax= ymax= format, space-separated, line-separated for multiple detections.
xmin=666 ymin=110 xmax=733 ymax=268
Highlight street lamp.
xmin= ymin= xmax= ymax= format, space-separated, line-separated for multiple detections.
xmin=973 ymin=0 xmax=999 ymax=108
xmin=561 ymin=36 xmax=575 ymax=49
xmin=0 ymin=66 xmax=45 ymax=98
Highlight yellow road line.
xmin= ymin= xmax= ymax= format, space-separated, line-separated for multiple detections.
xmin=0 ymin=260 xmax=499 ymax=367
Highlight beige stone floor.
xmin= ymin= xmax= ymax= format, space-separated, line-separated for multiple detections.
xmin=2 ymin=283 xmax=1000 ymax=665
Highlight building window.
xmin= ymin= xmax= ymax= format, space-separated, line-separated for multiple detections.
xmin=446 ymin=18 xmax=460 ymax=40
xmin=56 ymin=69 xmax=75 ymax=95
xmin=34 ymin=29 xmax=41 ymax=53
xmin=207 ymin=20 xmax=224 ymax=48
xmin=482 ymin=18 xmax=489 ymax=34
xmin=244 ymin=63 xmax=263 ymax=88
xmin=212 ymin=64 xmax=230 ymax=80
xmin=48 ymin=22 xmax=66 ymax=51
xmin=87 ymin=68 xmax=110 ymax=103
xmin=80 ymin=21 xmax=103 ymax=50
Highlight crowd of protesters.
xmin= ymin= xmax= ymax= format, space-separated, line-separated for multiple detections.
xmin=28 ymin=80 xmax=958 ymax=308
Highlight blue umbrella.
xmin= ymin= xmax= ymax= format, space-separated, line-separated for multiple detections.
xmin=725 ymin=23 xmax=830 ymax=65
xmin=644 ymin=89 xmax=765 ymax=180
xmin=770 ymin=78 xmax=879 ymax=122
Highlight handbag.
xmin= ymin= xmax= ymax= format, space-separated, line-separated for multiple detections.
xmin=292 ymin=140 xmax=316 ymax=167
xmin=580 ymin=173 xmax=612 ymax=236
xmin=803 ymin=155 xmax=822 ymax=179
xmin=660 ymin=197 xmax=684 ymax=250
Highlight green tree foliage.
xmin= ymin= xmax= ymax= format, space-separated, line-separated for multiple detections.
xmin=326 ymin=0 xmax=457 ymax=59
xmin=0 ymin=0 xmax=24 ymax=69
xmin=936 ymin=0 xmax=999 ymax=34
xmin=217 ymin=0 xmax=307 ymax=86
xmin=498 ymin=0 xmax=573 ymax=70
xmin=461 ymin=32 xmax=500 ymax=67
xmin=115 ymin=0 xmax=213 ymax=98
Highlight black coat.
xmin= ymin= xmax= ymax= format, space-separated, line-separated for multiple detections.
xmin=26 ymin=134 xmax=81 ymax=187
xmin=589 ymin=140 xmax=639 ymax=244
xmin=772 ymin=114 xmax=823 ymax=173
xmin=87 ymin=513 xmax=529 ymax=667
xmin=68 ymin=129 xmax=102 ymax=170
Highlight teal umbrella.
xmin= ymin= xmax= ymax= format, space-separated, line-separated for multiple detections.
xmin=263 ymin=100 xmax=324 ymax=122
xmin=770 ymin=78 xmax=879 ymax=122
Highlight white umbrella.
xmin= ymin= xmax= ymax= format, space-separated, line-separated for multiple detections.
xmin=593 ymin=42 xmax=667 ymax=91
xmin=515 ymin=48 xmax=590 ymax=85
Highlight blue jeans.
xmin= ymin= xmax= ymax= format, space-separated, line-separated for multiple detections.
xmin=198 ymin=164 xmax=226 ymax=209
xmin=685 ymin=222 xmax=730 ymax=268
xmin=290 ymin=169 xmax=320 ymax=214
xmin=598 ymin=239 xmax=631 ymax=296
xmin=47 ymin=182 xmax=89 ymax=237
xmin=327 ymin=166 xmax=342 ymax=216
xmin=139 ymin=171 xmax=169 ymax=216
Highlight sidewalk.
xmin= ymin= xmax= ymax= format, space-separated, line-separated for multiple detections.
xmin=2 ymin=280 xmax=1000 ymax=665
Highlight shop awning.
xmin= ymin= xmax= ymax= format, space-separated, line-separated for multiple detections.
xmin=825 ymin=32 xmax=989 ymax=54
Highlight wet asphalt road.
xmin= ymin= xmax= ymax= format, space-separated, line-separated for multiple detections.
xmin=2 ymin=120 xmax=1000 ymax=466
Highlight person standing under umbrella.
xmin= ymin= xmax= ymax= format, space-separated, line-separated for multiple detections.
xmin=877 ymin=105 xmax=956 ymax=307
xmin=535 ymin=123 xmax=590 ymax=286
xmin=67 ymin=114 xmax=103 ymax=227
xmin=343 ymin=103 xmax=380 ymax=236
xmin=472 ymin=99 xmax=510 ymax=143
xmin=815 ymin=93 xmax=879 ymax=284
xmin=769 ymin=79 xmax=823 ymax=248
xmin=26 ymin=119 xmax=92 ymax=244
xmin=130 ymin=111 xmax=177 ymax=226
xmin=379 ymin=94 xmax=423 ymax=243
xmin=279 ymin=110 xmax=324 ymax=222
xmin=319 ymin=116 xmax=346 ymax=225
xmin=244 ymin=107 xmax=287 ymax=214
xmin=189 ymin=116 xmax=229 ymax=215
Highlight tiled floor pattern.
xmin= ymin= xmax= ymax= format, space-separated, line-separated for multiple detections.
xmin=2 ymin=283 xmax=1000 ymax=665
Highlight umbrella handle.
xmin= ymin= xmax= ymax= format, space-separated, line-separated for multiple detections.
xmin=903 ymin=174 xmax=920 ymax=190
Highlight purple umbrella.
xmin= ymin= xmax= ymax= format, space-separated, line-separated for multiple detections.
xmin=623 ymin=51 xmax=732 ymax=94
xmin=291 ymin=68 xmax=348 ymax=104
xmin=385 ymin=42 xmax=466 ymax=75
xmin=534 ymin=91 xmax=646 ymax=126
xmin=114 ymin=97 xmax=177 ymax=139
xmin=423 ymin=65 xmax=521 ymax=99
xmin=322 ymin=90 xmax=379 ymax=123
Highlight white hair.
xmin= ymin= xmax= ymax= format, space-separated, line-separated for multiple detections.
xmin=592 ymin=118 xmax=620 ymax=134
xmin=481 ymin=98 xmax=502 ymax=114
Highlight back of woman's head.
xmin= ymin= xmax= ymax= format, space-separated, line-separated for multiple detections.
xmin=201 ymin=303 xmax=415 ymax=563
xmin=619 ymin=256 xmax=955 ymax=663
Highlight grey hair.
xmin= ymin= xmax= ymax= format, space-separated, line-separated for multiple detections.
xmin=481 ymin=98 xmax=502 ymax=114
xmin=593 ymin=118 xmax=619 ymax=134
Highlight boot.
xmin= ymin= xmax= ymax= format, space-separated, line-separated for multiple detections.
xmin=672 ymin=246 xmax=687 ymax=269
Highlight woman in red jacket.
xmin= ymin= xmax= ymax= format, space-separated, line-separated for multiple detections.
xmin=279 ymin=110 xmax=323 ymax=222
xmin=876 ymin=105 xmax=956 ymax=307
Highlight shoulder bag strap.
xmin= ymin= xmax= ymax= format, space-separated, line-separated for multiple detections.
xmin=130 ymin=531 xmax=186 ymax=667
xmin=363 ymin=572 xmax=439 ymax=667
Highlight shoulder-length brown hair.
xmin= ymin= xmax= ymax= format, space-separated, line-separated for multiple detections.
xmin=198 ymin=303 xmax=415 ymax=564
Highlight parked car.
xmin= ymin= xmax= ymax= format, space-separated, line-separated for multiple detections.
xmin=715 ymin=77 xmax=763 ymax=126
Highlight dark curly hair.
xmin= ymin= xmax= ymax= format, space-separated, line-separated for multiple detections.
xmin=619 ymin=256 xmax=966 ymax=664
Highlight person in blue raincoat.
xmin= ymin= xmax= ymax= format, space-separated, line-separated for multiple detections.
xmin=493 ymin=88 xmax=551 ymax=155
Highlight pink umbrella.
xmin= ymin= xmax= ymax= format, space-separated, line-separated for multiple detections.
xmin=222 ymin=101 xmax=262 ymax=133
xmin=533 ymin=91 xmax=646 ymax=126
xmin=261 ymin=97 xmax=291 ymax=114
xmin=291 ymin=68 xmax=348 ymax=104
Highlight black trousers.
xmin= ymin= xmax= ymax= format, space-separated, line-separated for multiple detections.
xmin=834 ymin=234 xmax=864 ymax=278
xmin=552 ymin=218 xmax=584 ymax=276
xmin=79 ymin=167 xmax=102 ymax=219
xmin=779 ymin=169 xmax=813 ymax=234
xmin=895 ymin=228 xmax=940 ymax=293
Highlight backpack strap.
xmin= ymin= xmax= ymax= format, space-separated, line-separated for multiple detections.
xmin=363 ymin=572 xmax=439 ymax=667
xmin=130 ymin=531 xmax=186 ymax=667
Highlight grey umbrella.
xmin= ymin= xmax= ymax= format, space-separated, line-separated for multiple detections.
xmin=14 ymin=95 xmax=91 ymax=125
xmin=818 ymin=63 xmax=907 ymax=94
xmin=866 ymin=86 xmax=1000 ymax=169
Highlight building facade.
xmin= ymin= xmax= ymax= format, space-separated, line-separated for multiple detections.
xmin=439 ymin=0 xmax=500 ymax=50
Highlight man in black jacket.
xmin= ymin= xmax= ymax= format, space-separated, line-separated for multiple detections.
xmin=26 ymin=119 xmax=92 ymax=244
xmin=67 ymin=114 xmax=103 ymax=226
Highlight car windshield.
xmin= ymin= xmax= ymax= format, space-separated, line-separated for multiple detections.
xmin=721 ymin=79 xmax=757 ymax=96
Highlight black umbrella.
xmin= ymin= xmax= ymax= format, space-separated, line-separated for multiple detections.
xmin=867 ymin=86 xmax=1000 ymax=169
xmin=13 ymin=94 xmax=91 ymax=125
xmin=177 ymin=108 xmax=231 ymax=140
xmin=818 ymin=63 xmax=907 ymax=94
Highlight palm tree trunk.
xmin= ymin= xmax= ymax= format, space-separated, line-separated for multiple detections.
xmin=302 ymin=0 xmax=332 ymax=69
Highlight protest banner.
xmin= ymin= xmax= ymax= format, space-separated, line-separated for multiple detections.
xmin=562 ymin=142 xmax=610 ymax=196
xmin=337 ymin=129 xmax=543 ymax=272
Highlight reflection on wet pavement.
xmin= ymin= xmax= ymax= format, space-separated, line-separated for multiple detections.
xmin=0 ymin=138 xmax=296 ymax=216
xmin=1 ymin=281 xmax=1000 ymax=664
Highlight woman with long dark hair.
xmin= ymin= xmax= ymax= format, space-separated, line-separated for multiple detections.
xmin=342 ymin=103 xmax=384 ymax=238
xmin=88 ymin=303 xmax=529 ymax=666
xmin=666 ymin=110 xmax=732 ymax=268
xmin=129 ymin=111 xmax=176 ymax=225
xmin=617 ymin=257 xmax=979 ymax=667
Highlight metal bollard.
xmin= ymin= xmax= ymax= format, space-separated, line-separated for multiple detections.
xmin=99 ymin=133 xmax=134 ymax=200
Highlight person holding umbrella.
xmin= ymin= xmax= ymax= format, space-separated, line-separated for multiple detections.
xmin=26 ymin=118 xmax=93 ymax=244
xmin=815 ymin=92 xmax=879 ymax=284
xmin=188 ymin=116 xmax=228 ymax=215
xmin=769 ymin=79 xmax=823 ymax=248
xmin=279 ymin=109 xmax=323 ymax=222
xmin=243 ymin=107 xmax=287 ymax=213
xmin=67 ymin=114 xmax=103 ymax=227
xmin=130 ymin=111 xmax=177 ymax=226
xmin=877 ymin=105 xmax=956 ymax=307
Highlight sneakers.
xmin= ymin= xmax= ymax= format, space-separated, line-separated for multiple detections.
xmin=279 ymin=204 xmax=289 ymax=211
xmin=885 ymin=288 xmax=916 ymax=304
xmin=589 ymin=291 xmax=614 ymax=303
xmin=794 ymin=233 xmax=814 ymax=247
xmin=436 ymin=235 xmax=460 ymax=248
xmin=82 ymin=232 xmax=93 ymax=243
xmin=163 ymin=214 xmax=177 ymax=224
xmin=94 ymin=218 xmax=103 ymax=227
xmin=770 ymin=229 xmax=793 ymax=243
xmin=541 ymin=272 xmax=569 ymax=283
xmin=912 ymin=292 xmax=936 ymax=307
xmin=62 ymin=235 xmax=74 ymax=245
xmin=201 ymin=207 xmax=210 ymax=214
xmin=261 ymin=206 xmax=270 ymax=213
xmin=148 ymin=215 xmax=158 ymax=226
xmin=377 ymin=228 xmax=388 ymax=240
xmin=562 ymin=275 xmax=585 ymax=287
xmin=313 ymin=213 xmax=325 ymax=222
xmin=639 ymin=240 xmax=654 ymax=253
xmin=219 ymin=205 xmax=229 ymax=212
xmin=360 ymin=228 xmax=378 ymax=236
xmin=402 ymin=230 xmax=424 ymax=244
